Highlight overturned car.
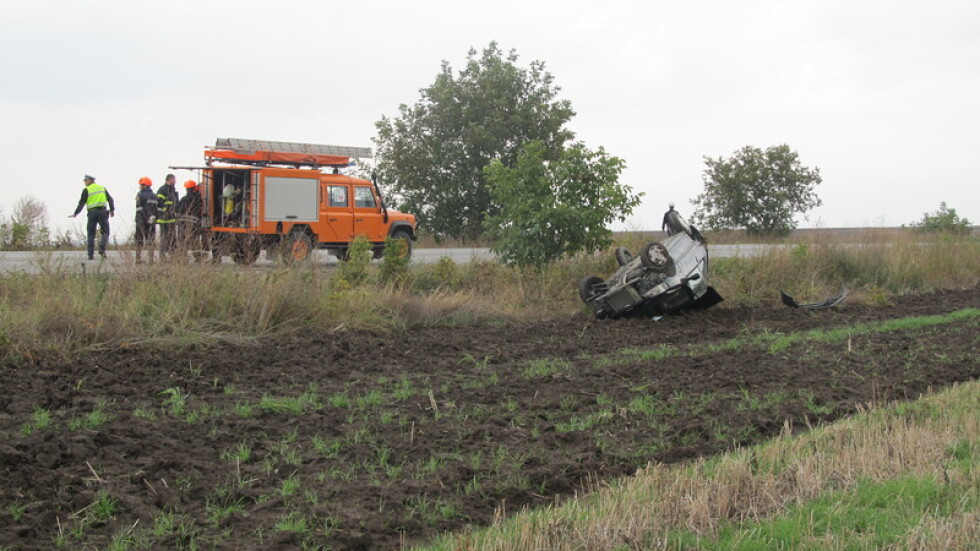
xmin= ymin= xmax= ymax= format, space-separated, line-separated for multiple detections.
xmin=579 ymin=214 xmax=723 ymax=318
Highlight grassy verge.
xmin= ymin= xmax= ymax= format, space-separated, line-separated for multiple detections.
xmin=0 ymin=232 xmax=976 ymax=362
xmin=416 ymin=380 xmax=980 ymax=550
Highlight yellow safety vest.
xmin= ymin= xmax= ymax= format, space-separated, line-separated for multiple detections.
xmin=86 ymin=183 xmax=109 ymax=210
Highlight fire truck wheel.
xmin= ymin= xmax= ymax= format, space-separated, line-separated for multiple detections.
xmin=284 ymin=232 xmax=313 ymax=264
xmin=389 ymin=230 xmax=413 ymax=260
xmin=231 ymin=237 xmax=261 ymax=265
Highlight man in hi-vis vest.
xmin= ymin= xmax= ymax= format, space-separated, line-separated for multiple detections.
xmin=69 ymin=174 xmax=115 ymax=260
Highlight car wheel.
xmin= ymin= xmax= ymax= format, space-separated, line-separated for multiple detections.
xmin=615 ymin=246 xmax=634 ymax=266
xmin=283 ymin=232 xmax=313 ymax=264
xmin=578 ymin=275 xmax=605 ymax=303
xmin=231 ymin=236 xmax=261 ymax=265
xmin=388 ymin=230 xmax=413 ymax=260
xmin=640 ymin=242 xmax=670 ymax=271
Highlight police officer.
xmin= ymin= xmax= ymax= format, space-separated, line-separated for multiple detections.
xmin=134 ymin=176 xmax=159 ymax=264
xmin=156 ymin=174 xmax=179 ymax=259
xmin=69 ymin=174 xmax=115 ymax=260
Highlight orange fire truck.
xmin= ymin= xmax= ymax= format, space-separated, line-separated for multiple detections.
xmin=172 ymin=138 xmax=416 ymax=264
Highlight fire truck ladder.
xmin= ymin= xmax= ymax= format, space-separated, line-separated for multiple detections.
xmin=207 ymin=138 xmax=372 ymax=169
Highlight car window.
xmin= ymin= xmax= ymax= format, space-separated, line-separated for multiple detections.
xmin=354 ymin=186 xmax=376 ymax=208
xmin=328 ymin=185 xmax=347 ymax=207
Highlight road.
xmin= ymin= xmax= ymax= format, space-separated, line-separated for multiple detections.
xmin=0 ymin=245 xmax=778 ymax=274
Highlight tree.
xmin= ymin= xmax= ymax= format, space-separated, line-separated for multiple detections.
xmin=906 ymin=202 xmax=972 ymax=234
xmin=691 ymin=145 xmax=822 ymax=236
xmin=374 ymin=42 xmax=575 ymax=240
xmin=483 ymin=140 xmax=640 ymax=268
xmin=0 ymin=197 xmax=50 ymax=250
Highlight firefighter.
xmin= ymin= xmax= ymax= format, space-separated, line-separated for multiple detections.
xmin=177 ymin=179 xmax=206 ymax=261
xmin=156 ymin=174 xmax=179 ymax=259
xmin=134 ymin=176 xmax=158 ymax=264
xmin=68 ymin=174 xmax=115 ymax=260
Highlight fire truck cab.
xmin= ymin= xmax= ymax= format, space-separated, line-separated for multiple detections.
xmin=197 ymin=138 xmax=416 ymax=264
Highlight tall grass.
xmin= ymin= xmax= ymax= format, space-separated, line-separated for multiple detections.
xmin=0 ymin=231 xmax=975 ymax=361
xmin=710 ymin=231 xmax=979 ymax=305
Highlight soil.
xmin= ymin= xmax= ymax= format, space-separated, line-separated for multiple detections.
xmin=1 ymin=287 xmax=978 ymax=550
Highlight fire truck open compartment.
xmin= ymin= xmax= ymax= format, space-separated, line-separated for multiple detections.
xmin=209 ymin=168 xmax=252 ymax=228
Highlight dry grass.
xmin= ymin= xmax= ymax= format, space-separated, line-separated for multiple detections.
xmin=707 ymin=231 xmax=980 ymax=306
xmin=418 ymin=381 xmax=980 ymax=550
xmin=0 ymin=231 xmax=976 ymax=362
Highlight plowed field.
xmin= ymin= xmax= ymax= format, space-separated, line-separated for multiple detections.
xmin=2 ymin=287 xmax=978 ymax=550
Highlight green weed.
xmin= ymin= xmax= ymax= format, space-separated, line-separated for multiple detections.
xmin=68 ymin=400 xmax=114 ymax=430
xmin=21 ymin=406 xmax=54 ymax=435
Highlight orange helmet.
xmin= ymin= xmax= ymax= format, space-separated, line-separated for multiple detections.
xmin=139 ymin=176 xmax=153 ymax=187
xmin=184 ymin=180 xmax=198 ymax=189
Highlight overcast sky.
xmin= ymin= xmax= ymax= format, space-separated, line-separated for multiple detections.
xmin=2 ymin=0 xmax=977 ymax=239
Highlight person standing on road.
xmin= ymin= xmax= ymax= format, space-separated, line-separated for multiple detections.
xmin=156 ymin=174 xmax=179 ymax=260
xmin=134 ymin=176 xmax=159 ymax=264
xmin=662 ymin=203 xmax=679 ymax=236
xmin=177 ymin=179 xmax=205 ymax=261
xmin=68 ymin=174 xmax=115 ymax=260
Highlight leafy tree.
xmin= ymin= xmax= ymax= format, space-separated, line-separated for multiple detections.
xmin=374 ymin=42 xmax=575 ymax=240
xmin=906 ymin=202 xmax=972 ymax=234
xmin=691 ymin=144 xmax=822 ymax=236
xmin=483 ymin=140 xmax=640 ymax=268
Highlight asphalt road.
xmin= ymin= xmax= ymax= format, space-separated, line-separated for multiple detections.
xmin=0 ymin=245 xmax=778 ymax=274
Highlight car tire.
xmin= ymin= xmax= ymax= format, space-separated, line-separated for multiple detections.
xmin=615 ymin=246 xmax=634 ymax=266
xmin=578 ymin=275 xmax=605 ymax=303
xmin=283 ymin=232 xmax=313 ymax=264
xmin=640 ymin=242 xmax=670 ymax=271
xmin=388 ymin=230 xmax=413 ymax=260
xmin=231 ymin=236 xmax=261 ymax=265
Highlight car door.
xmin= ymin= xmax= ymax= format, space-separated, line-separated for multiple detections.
xmin=320 ymin=182 xmax=354 ymax=242
xmin=352 ymin=185 xmax=386 ymax=241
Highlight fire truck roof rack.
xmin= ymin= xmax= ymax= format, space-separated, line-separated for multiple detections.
xmin=206 ymin=138 xmax=373 ymax=169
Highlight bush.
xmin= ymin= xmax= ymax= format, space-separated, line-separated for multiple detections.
xmin=0 ymin=197 xmax=51 ymax=250
xmin=907 ymin=202 xmax=972 ymax=234
xmin=335 ymin=236 xmax=373 ymax=288
xmin=378 ymin=235 xmax=411 ymax=286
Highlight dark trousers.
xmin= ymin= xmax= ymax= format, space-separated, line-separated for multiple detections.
xmin=159 ymin=222 xmax=177 ymax=257
xmin=86 ymin=208 xmax=110 ymax=258
xmin=134 ymin=220 xmax=155 ymax=247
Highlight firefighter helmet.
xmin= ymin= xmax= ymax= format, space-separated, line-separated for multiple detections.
xmin=184 ymin=180 xmax=198 ymax=189
xmin=139 ymin=176 xmax=153 ymax=187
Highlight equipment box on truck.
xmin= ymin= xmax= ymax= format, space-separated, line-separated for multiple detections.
xmin=189 ymin=138 xmax=416 ymax=264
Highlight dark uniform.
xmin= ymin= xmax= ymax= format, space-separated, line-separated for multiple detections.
xmin=156 ymin=177 xmax=179 ymax=259
xmin=662 ymin=205 xmax=678 ymax=236
xmin=135 ymin=184 xmax=159 ymax=263
xmin=72 ymin=176 xmax=115 ymax=260
xmin=177 ymin=184 xmax=205 ymax=260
